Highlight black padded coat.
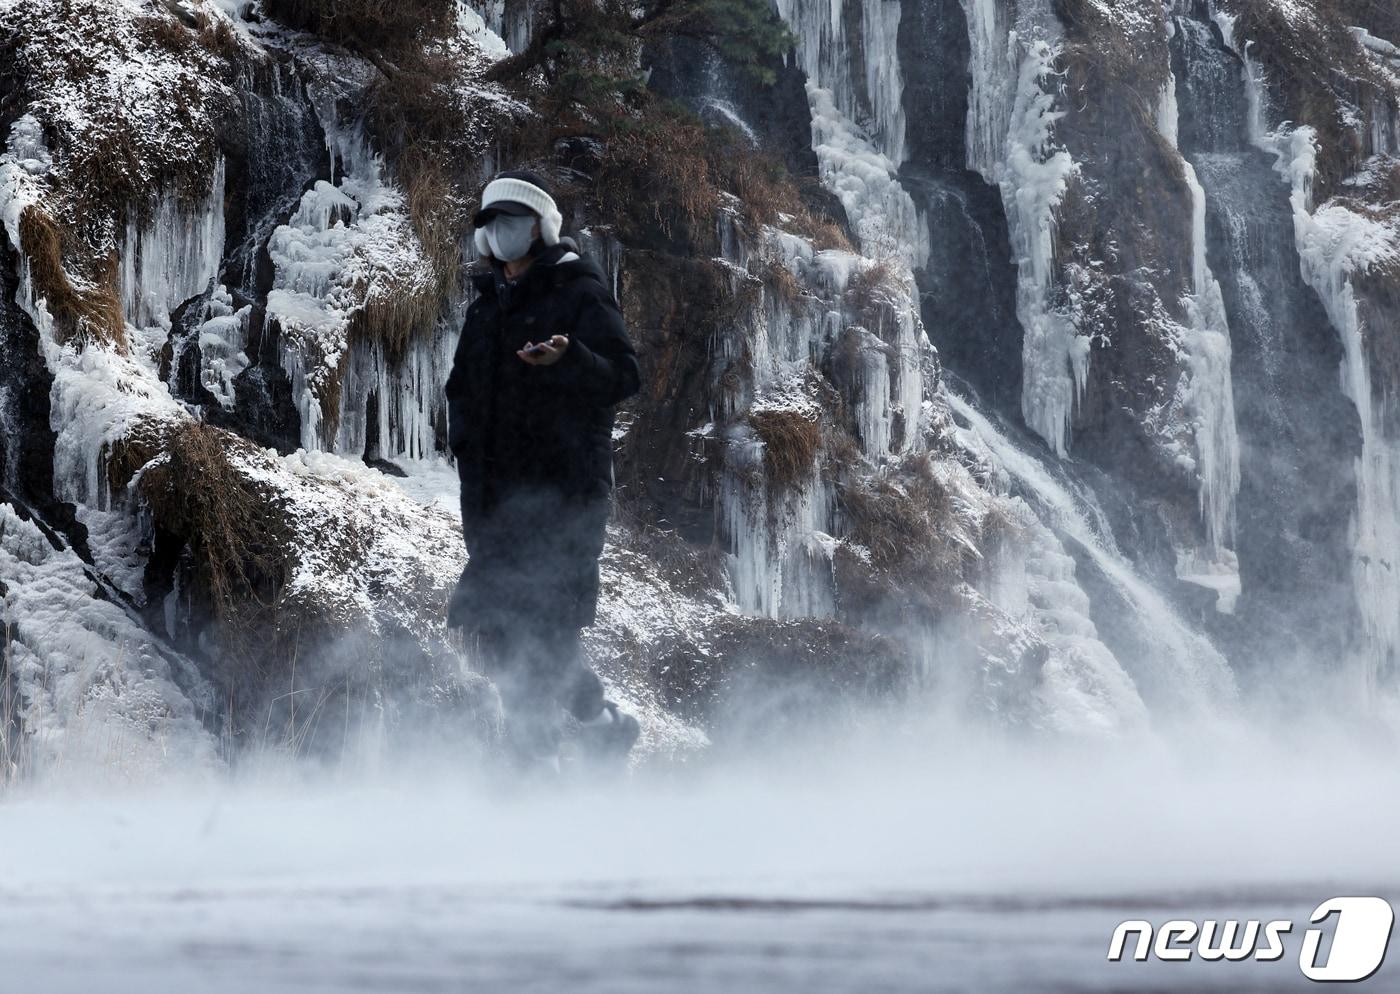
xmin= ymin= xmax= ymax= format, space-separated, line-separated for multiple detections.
xmin=444 ymin=239 xmax=640 ymax=631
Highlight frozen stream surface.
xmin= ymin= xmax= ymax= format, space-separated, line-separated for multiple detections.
xmin=4 ymin=730 xmax=1398 ymax=993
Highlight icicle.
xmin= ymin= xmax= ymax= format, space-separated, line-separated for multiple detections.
xmin=772 ymin=0 xmax=907 ymax=166
xmin=1006 ymin=41 xmax=1082 ymax=456
xmin=119 ymin=158 xmax=227 ymax=331
xmin=962 ymin=0 xmax=1014 ymax=180
xmin=717 ymin=423 xmax=836 ymax=619
xmin=858 ymin=333 xmax=892 ymax=456
xmin=960 ymin=2 xmax=1088 ymax=454
xmin=331 ymin=331 xmax=455 ymax=462
xmin=1178 ymin=156 xmax=1241 ymax=551
xmin=1163 ymin=64 xmax=1242 ymax=552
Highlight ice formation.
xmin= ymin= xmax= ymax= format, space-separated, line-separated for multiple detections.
xmin=706 ymin=179 xmax=936 ymax=620
xmin=719 ymin=423 xmax=837 ymax=619
xmin=949 ymin=392 xmax=1239 ymax=722
xmin=805 ymin=86 xmax=929 ymax=273
xmin=1213 ymin=10 xmax=1400 ymax=689
xmin=265 ymin=119 xmax=437 ymax=453
xmin=710 ymin=212 xmax=840 ymax=618
xmin=193 ymin=285 xmax=252 ymax=410
xmin=120 ymin=159 xmax=227 ymax=332
xmin=0 ymin=503 xmax=217 ymax=781
xmin=1162 ymin=73 xmax=1242 ymax=553
xmin=1295 ymin=194 xmax=1400 ymax=690
xmin=776 ymin=0 xmax=927 ymax=275
xmin=333 ymin=333 xmax=456 ymax=462
xmin=772 ymin=0 xmax=908 ymax=168
xmin=961 ymin=0 xmax=1086 ymax=457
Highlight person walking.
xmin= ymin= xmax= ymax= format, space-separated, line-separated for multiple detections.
xmin=445 ymin=169 xmax=641 ymax=771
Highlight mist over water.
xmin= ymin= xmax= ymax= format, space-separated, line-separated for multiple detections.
xmin=5 ymin=680 xmax=1398 ymax=993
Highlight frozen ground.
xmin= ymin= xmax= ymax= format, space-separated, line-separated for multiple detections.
xmin=4 ymin=723 xmax=1398 ymax=993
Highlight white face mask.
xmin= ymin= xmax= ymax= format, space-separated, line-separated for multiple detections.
xmin=483 ymin=213 xmax=537 ymax=262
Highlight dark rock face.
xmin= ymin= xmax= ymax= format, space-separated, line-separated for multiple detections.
xmin=1171 ymin=9 xmax=1363 ymax=665
xmin=0 ymin=228 xmax=88 ymax=558
xmin=221 ymin=55 xmax=329 ymax=291
xmin=215 ymin=54 xmax=330 ymax=454
xmin=1051 ymin=24 xmax=1197 ymax=562
xmin=612 ymin=251 xmax=734 ymax=546
xmin=898 ymin=0 xmax=1022 ymax=413
xmin=887 ymin=0 xmax=1382 ymax=684
xmin=897 ymin=0 xmax=1193 ymax=591
xmin=228 ymin=358 xmax=301 ymax=454
xmin=1356 ymin=269 xmax=1400 ymax=434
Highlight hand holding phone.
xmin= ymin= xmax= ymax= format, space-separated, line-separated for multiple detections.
xmin=518 ymin=335 xmax=569 ymax=366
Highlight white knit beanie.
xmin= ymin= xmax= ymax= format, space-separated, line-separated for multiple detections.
xmin=471 ymin=173 xmax=563 ymax=256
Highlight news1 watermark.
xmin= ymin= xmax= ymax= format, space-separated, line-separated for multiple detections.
xmin=1109 ymin=897 xmax=1395 ymax=982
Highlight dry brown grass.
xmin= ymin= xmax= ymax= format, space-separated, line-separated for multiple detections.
xmin=400 ymin=151 xmax=468 ymax=299
xmin=264 ymin=0 xmax=456 ymax=45
xmin=139 ymin=424 xmax=291 ymax=662
xmin=749 ymin=408 xmax=822 ymax=487
xmin=507 ymin=90 xmax=852 ymax=256
xmin=829 ymin=453 xmax=984 ymax=624
xmin=821 ymin=428 xmax=860 ymax=479
xmin=805 ymin=216 xmax=855 ymax=252
xmin=352 ymin=278 xmax=444 ymax=364
xmin=843 ymin=257 xmax=895 ymax=321
xmin=725 ymin=149 xmax=796 ymax=224
xmin=1054 ymin=0 xmax=1170 ymax=92
xmin=365 ymin=59 xmax=474 ymax=304
xmin=715 ymin=134 xmax=856 ymax=250
xmin=837 ymin=454 xmax=967 ymax=579
xmin=134 ymin=423 xmax=348 ymax=724
xmin=194 ymin=12 xmax=242 ymax=62
xmin=595 ymin=109 xmax=725 ymax=244
xmin=18 ymin=206 xmax=126 ymax=348
xmin=104 ymin=418 xmax=181 ymax=498
xmin=134 ymin=12 xmax=194 ymax=53
xmin=761 ymin=258 xmax=801 ymax=306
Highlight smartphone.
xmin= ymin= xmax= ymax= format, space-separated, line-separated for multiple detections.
xmin=524 ymin=341 xmax=553 ymax=357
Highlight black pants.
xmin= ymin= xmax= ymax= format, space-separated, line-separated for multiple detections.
xmin=471 ymin=621 xmax=605 ymax=756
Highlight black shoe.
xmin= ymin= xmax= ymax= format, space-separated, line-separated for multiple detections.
xmin=569 ymin=700 xmax=639 ymax=768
